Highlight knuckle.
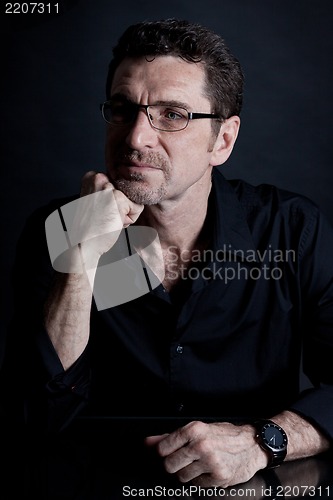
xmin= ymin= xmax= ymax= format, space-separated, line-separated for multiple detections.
xmin=113 ymin=189 xmax=123 ymax=201
xmin=194 ymin=437 xmax=211 ymax=456
xmin=94 ymin=173 xmax=109 ymax=187
xmin=82 ymin=170 xmax=96 ymax=180
xmin=185 ymin=420 xmax=207 ymax=436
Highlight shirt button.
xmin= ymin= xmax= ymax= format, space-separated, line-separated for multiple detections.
xmin=178 ymin=403 xmax=184 ymax=412
xmin=176 ymin=345 xmax=183 ymax=354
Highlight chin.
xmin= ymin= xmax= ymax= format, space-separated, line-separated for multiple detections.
xmin=114 ymin=179 xmax=167 ymax=206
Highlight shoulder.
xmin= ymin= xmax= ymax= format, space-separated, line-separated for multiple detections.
xmin=212 ymin=168 xmax=333 ymax=243
xmin=214 ymin=169 xmax=322 ymax=222
xmin=230 ymin=178 xmax=318 ymax=215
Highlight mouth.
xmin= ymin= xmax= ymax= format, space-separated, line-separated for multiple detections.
xmin=118 ymin=160 xmax=162 ymax=171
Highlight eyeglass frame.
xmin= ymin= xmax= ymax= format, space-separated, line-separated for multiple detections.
xmin=100 ymin=100 xmax=224 ymax=132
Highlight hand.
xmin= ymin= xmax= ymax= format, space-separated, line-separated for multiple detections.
xmin=68 ymin=171 xmax=144 ymax=267
xmin=80 ymin=171 xmax=144 ymax=228
xmin=145 ymin=421 xmax=266 ymax=488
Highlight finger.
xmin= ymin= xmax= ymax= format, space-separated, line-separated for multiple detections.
xmin=112 ymin=190 xmax=144 ymax=227
xmin=156 ymin=429 xmax=189 ymax=457
xmin=80 ymin=170 xmax=97 ymax=194
xmin=188 ymin=472 xmax=215 ymax=487
xmin=157 ymin=421 xmax=206 ymax=457
xmin=94 ymin=172 xmax=113 ymax=190
xmin=163 ymin=445 xmax=198 ymax=475
xmin=144 ymin=433 xmax=169 ymax=447
xmin=173 ymin=457 xmax=212 ymax=484
xmin=80 ymin=171 xmax=111 ymax=196
xmin=126 ymin=202 xmax=144 ymax=224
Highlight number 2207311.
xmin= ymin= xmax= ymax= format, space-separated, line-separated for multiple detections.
xmin=5 ymin=3 xmax=59 ymax=14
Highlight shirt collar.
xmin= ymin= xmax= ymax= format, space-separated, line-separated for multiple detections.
xmin=210 ymin=168 xmax=258 ymax=263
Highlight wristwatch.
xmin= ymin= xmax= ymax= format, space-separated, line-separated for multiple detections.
xmin=254 ymin=419 xmax=288 ymax=468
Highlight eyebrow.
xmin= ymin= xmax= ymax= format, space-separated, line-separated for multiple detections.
xmin=153 ymin=99 xmax=190 ymax=109
xmin=109 ymin=93 xmax=190 ymax=110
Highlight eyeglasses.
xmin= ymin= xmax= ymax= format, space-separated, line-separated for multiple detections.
xmin=100 ymin=100 xmax=223 ymax=132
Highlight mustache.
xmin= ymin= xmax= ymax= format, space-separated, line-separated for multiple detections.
xmin=115 ymin=150 xmax=168 ymax=168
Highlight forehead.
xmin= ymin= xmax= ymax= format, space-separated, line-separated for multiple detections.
xmin=110 ymin=55 xmax=208 ymax=107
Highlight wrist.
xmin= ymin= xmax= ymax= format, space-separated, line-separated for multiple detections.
xmin=243 ymin=423 xmax=270 ymax=471
xmin=253 ymin=419 xmax=288 ymax=469
xmin=78 ymin=241 xmax=102 ymax=271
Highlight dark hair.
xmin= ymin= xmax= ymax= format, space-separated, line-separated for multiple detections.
xmin=106 ymin=18 xmax=244 ymax=127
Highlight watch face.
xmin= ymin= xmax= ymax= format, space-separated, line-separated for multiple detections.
xmin=261 ymin=423 xmax=288 ymax=452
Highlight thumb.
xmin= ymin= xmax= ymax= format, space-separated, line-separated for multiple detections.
xmin=144 ymin=433 xmax=169 ymax=447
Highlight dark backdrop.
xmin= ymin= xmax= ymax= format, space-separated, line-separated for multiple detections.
xmin=1 ymin=0 xmax=333 ymax=365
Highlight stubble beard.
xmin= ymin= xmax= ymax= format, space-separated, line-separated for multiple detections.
xmin=111 ymin=151 xmax=171 ymax=205
xmin=114 ymin=174 xmax=167 ymax=205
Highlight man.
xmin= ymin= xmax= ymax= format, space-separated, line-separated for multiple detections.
xmin=2 ymin=18 xmax=333 ymax=488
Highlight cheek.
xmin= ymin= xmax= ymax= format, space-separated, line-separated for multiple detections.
xmin=166 ymin=130 xmax=204 ymax=156
xmin=175 ymin=134 xmax=212 ymax=164
xmin=169 ymin=146 xmax=211 ymax=181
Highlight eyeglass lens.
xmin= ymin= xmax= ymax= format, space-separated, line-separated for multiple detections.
xmin=102 ymin=101 xmax=189 ymax=131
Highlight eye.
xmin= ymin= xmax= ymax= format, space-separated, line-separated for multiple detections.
xmin=111 ymin=102 xmax=129 ymax=115
xmin=109 ymin=101 xmax=136 ymax=123
xmin=164 ymin=108 xmax=186 ymax=121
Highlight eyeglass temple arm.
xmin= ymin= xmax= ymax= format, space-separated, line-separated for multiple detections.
xmin=189 ymin=112 xmax=222 ymax=120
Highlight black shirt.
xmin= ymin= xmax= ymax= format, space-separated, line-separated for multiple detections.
xmin=2 ymin=168 xmax=333 ymax=437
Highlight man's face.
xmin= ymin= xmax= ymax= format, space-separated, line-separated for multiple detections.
xmin=105 ymin=55 xmax=220 ymax=205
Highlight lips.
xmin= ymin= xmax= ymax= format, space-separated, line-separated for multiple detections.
xmin=119 ymin=160 xmax=161 ymax=170
xmin=114 ymin=150 xmax=168 ymax=172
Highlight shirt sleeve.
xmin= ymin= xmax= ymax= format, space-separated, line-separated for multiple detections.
xmin=0 ymin=200 xmax=91 ymax=432
xmin=289 ymin=205 xmax=333 ymax=441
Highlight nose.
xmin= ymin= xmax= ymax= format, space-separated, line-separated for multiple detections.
xmin=125 ymin=107 xmax=159 ymax=150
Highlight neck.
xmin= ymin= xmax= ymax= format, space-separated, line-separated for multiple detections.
xmin=137 ymin=176 xmax=212 ymax=253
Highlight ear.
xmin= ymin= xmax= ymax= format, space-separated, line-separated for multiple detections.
xmin=209 ymin=116 xmax=241 ymax=167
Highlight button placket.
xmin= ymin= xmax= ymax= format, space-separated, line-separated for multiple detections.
xmin=176 ymin=345 xmax=183 ymax=354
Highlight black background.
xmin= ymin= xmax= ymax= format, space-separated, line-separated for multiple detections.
xmin=1 ymin=0 xmax=333 ymax=365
